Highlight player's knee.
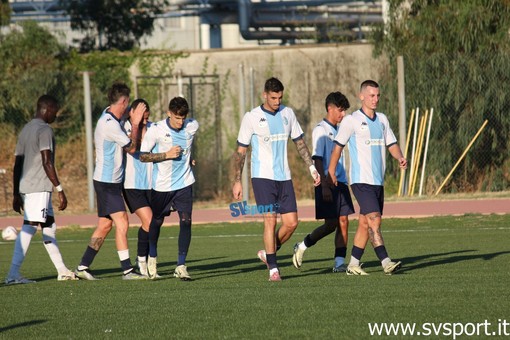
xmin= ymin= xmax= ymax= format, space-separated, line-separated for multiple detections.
xmin=41 ymin=216 xmax=55 ymax=228
xmin=21 ymin=224 xmax=37 ymax=235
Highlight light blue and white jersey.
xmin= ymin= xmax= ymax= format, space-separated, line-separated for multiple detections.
xmin=312 ymin=119 xmax=348 ymax=184
xmin=123 ymin=119 xmax=153 ymax=190
xmin=141 ymin=118 xmax=199 ymax=192
xmin=237 ymin=105 xmax=304 ymax=181
xmin=93 ymin=108 xmax=131 ymax=184
xmin=334 ymin=109 xmax=397 ymax=186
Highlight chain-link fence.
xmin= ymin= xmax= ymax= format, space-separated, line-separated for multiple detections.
xmin=1 ymin=51 xmax=509 ymax=216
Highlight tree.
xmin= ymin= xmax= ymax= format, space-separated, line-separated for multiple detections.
xmin=0 ymin=0 xmax=11 ymax=26
xmin=63 ymin=0 xmax=167 ymax=51
xmin=373 ymin=0 xmax=510 ymax=192
xmin=0 ymin=21 xmax=68 ymax=126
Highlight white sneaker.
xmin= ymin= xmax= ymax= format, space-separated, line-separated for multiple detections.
xmin=292 ymin=242 xmax=305 ymax=269
xmin=383 ymin=261 xmax=402 ymax=275
xmin=138 ymin=260 xmax=148 ymax=277
xmin=5 ymin=276 xmax=36 ymax=285
xmin=74 ymin=268 xmax=99 ymax=280
xmin=346 ymin=264 xmax=369 ymax=276
xmin=257 ymin=250 xmax=268 ymax=268
xmin=174 ymin=265 xmax=192 ymax=281
xmin=57 ymin=269 xmax=78 ymax=281
xmin=147 ymin=257 xmax=158 ymax=279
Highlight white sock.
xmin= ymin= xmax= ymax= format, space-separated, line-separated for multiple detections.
xmin=118 ymin=249 xmax=131 ymax=274
xmin=298 ymin=242 xmax=307 ymax=250
xmin=8 ymin=224 xmax=37 ymax=279
xmin=334 ymin=257 xmax=345 ymax=268
xmin=349 ymin=256 xmax=360 ymax=267
xmin=137 ymin=256 xmax=147 ymax=263
xmin=381 ymin=257 xmax=391 ymax=268
xmin=269 ymin=267 xmax=279 ymax=275
xmin=42 ymin=223 xmax=68 ymax=274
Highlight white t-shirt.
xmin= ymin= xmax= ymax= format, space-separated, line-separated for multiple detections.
xmin=334 ymin=109 xmax=397 ymax=186
xmin=93 ymin=108 xmax=131 ymax=184
xmin=141 ymin=118 xmax=199 ymax=192
xmin=123 ymin=119 xmax=153 ymax=190
xmin=312 ymin=119 xmax=348 ymax=184
xmin=237 ymin=105 xmax=304 ymax=181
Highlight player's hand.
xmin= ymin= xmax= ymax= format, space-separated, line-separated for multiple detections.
xmin=130 ymin=102 xmax=146 ymax=125
xmin=321 ymin=182 xmax=333 ymax=202
xmin=58 ymin=191 xmax=68 ymax=211
xmin=232 ymin=181 xmax=242 ymax=200
xmin=12 ymin=194 xmax=23 ymax=214
xmin=165 ymin=145 xmax=182 ymax=159
xmin=398 ymin=157 xmax=408 ymax=169
xmin=327 ymin=173 xmax=338 ymax=187
xmin=309 ymin=165 xmax=321 ymax=187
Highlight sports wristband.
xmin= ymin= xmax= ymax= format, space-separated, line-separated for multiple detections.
xmin=309 ymin=165 xmax=318 ymax=179
xmin=56 ymin=184 xmax=63 ymax=192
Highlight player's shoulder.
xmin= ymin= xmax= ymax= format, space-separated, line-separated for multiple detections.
xmin=375 ymin=111 xmax=389 ymax=121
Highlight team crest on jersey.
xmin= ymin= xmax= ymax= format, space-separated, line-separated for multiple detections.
xmin=283 ymin=117 xmax=289 ymax=125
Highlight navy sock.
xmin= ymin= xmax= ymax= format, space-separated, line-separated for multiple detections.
xmin=266 ymin=253 xmax=277 ymax=269
xmin=374 ymin=245 xmax=389 ymax=261
xmin=120 ymin=259 xmax=132 ymax=272
xmin=335 ymin=246 xmax=347 ymax=258
xmin=149 ymin=217 xmax=163 ymax=258
xmin=137 ymin=227 xmax=149 ymax=258
xmin=351 ymin=245 xmax=365 ymax=261
xmin=304 ymin=234 xmax=316 ymax=248
xmin=177 ymin=211 xmax=192 ymax=265
xmin=80 ymin=246 xmax=98 ymax=268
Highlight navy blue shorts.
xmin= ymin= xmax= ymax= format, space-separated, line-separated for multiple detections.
xmin=151 ymin=185 xmax=193 ymax=220
xmin=123 ymin=189 xmax=151 ymax=214
xmin=94 ymin=180 xmax=126 ymax=218
xmin=251 ymin=178 xmax=297 ymax=214
xmin=351 ymin=183 xmax=384 ymax=215
xmin=315 ymin=182 xmax=355 ymax=219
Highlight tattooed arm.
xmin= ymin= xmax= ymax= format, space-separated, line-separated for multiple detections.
xmin=294 ymin=138 xmax=321 ymax=186
xmin=232 ymin=146 xmax=247 ymax=200
xmin=139 ymin=145 xmax=182 ymax=163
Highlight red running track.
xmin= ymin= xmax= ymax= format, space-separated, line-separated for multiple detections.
xmin=0 ymin=198 xmax=509 ymax=229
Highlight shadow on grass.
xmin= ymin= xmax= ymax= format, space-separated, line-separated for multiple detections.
xmin=0 ymin=319 xmax=46 ymax=333
xmin=397 ymin=249 xmax=510 ymax=273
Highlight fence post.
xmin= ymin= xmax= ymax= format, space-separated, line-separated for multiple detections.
xmin=239 ymin=64 xmax=249 ymax=202
xmin=83 ymin=71 xmax=95 ymax=212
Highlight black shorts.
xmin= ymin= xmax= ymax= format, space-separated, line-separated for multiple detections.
xmin=315 ymin=182 xmax=355 ymax=219
xmin=351 ymin=183 xmax=384 ymax=215
xmin=251 ymin=178 xmax=297 ymax=214
xmin=94 ymin=180 xmax=126 ymax=218
xmin=151 ymin=185 xmax=193 ymax=220
xmin=123 ymin=189 xmax=151 ymax=214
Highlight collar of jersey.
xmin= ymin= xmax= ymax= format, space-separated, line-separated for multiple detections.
xmin=166 ymin=117 xmax=184 ymax=132
xmin=105 ymin=111 xmax=121 ymax=122
xmin=359 ymin=108 xmax=377 ymax=122
xmin=323 ymin=118 xmax=338 ymax=131
xmin=260 ymin=104 xmax=280 ymax=116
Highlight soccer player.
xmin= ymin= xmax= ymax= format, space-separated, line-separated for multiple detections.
xmin=122 ymin=99 xmax=153 ymax=276
xmin=292 ymin=91 xmax=355 ymax=272
xmin=232 ymin=77 xmax=320 ymax=282
xmin=75 ymin=82 xmax=147 ymax=280
xmin=5 ymin=94 xmax=76 ymax=284
xmin=139 ymin=96 xmax=199 ymax=281
xmin=328 ymin=80 xmax=407 ymax=275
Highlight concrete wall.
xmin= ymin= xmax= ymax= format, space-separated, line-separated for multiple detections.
xmin=132 ymin=43 xmax=387 ymax=153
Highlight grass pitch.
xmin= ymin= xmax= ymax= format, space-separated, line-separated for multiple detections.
xmin=1 ymin=214 xmax=509 ymax=339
